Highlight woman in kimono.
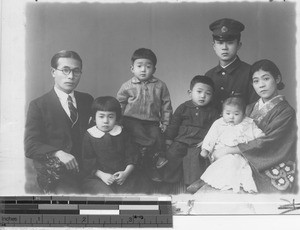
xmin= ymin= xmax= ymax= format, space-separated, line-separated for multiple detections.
xmin=193 ymin=59 xmax=297 ymax=193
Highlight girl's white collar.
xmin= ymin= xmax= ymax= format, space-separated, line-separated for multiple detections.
xmin=87 ymin=125 xmax=122 ymax=138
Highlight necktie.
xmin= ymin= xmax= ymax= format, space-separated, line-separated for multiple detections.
xmin=67 ymin=95 xmax=78 ymax=125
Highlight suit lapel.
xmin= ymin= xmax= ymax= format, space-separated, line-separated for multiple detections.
xmin=48 ymin=89 xmax=72 ymax=129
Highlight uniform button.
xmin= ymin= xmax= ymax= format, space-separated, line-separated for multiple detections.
xmin=222 ymin=72 xmax=226 ymax=76
xmin=221 ymin=100 xmax=224 ymax=103
xmin=196 ymin=113 xmax=198 ymax=116
xmin=220 ymin=87 xmax=224 ymax=90
xmin=196 ymin=107 xmax=199 ymax=109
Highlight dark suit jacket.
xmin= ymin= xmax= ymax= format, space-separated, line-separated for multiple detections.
xmin=24 ymin=89 xmax=93 ymax=163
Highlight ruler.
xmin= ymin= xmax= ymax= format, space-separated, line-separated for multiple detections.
xmin=0 ymin=196 xmax=173 ymax=227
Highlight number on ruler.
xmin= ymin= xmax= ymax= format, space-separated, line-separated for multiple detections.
xmin=134 ymin=215 xmax=143 ymax=219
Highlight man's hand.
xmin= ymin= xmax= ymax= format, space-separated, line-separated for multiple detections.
xmin=55 ymin=150 xmax=79 ymax=172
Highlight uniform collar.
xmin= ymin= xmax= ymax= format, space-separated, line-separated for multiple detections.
xmin=216 ymin=56 xmax=241 ymax=74
xmin=220 ymin=57 xmax=237 ymax=69
xmin=87 ymin=125 xmax=122 ymax=138
xmin=131 ymin=76 xmax=158 ymax=84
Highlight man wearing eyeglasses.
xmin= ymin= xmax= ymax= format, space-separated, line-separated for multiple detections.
xmin=25 ymin=50 xmax=93 ymax=194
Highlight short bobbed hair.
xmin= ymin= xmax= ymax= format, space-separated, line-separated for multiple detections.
xmin=51 ymin=50 xmax=82 ymax=69
xmin=91 ymin=96 xmax=122 ymax=121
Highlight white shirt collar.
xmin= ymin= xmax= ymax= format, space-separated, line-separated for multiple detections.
xmin=54 ymin=86 xmax=75 ymax=101
xmin=87 ymin=125 xmax=122 ymax=138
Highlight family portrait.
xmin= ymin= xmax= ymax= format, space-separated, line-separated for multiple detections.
xmin=0 ymin=0 xmax=299 ymax=217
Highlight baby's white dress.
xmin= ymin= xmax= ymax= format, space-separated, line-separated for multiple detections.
xmin=201 ymin=117 xmax=265 ymax=193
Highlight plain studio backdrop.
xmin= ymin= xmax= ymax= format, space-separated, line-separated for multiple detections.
xmin=25 ymin=2 xmax=296 ymax=110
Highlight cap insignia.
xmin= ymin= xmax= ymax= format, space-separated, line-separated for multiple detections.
xmin=221 ymin=26 xmax=228 ymax=33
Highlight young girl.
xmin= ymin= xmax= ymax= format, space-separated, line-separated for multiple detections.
xmin=198 ymin=96 xmax=265 ymax=193
xmin=81 ymin=96 xmax=139 ymax=194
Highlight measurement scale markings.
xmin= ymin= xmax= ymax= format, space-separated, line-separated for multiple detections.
xmin=0 ymin=196 xmax=173 ymax=227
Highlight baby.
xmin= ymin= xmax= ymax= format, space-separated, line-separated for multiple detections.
xmin=196 ymin=96 xmax=265 ymax=193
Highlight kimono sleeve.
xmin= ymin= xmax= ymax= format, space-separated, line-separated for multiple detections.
xmin=239 ymin=104 xmax=297 ymax=172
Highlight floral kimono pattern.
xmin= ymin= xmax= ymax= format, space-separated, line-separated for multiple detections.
xmin=239 ymin=95 xmax=297 ymax=193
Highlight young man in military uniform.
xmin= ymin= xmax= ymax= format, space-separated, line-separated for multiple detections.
xmin=205 ymin=18 xmax=258 ymax=112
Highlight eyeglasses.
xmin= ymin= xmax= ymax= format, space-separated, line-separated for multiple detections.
xmin=55 ymin=67 xmax=82 ymax=77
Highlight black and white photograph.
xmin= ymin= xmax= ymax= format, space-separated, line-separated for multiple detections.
xmin=1 ymin=0 xmax=300 ymax=228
